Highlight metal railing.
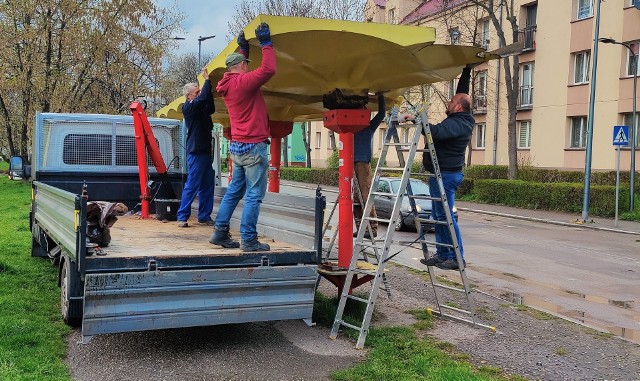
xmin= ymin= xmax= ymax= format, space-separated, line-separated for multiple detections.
xmin=519 ymin=26 xmax=537 ymax=51
xmin=518 ymin=85 xmax=534 ymax=108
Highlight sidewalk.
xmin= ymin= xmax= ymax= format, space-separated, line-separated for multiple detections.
xmin=274 ymin=178 xmax=640 ymax=235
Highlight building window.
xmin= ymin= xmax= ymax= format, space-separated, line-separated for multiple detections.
xmin=327 ymin=133 xmax=336 ymax=150
xmin=622 ymin=113 xmax=640 ymax=146
xmin=626 ymin=42 xmax=639 ymax=77
xmin=518 ymin=121 xmax=532 ymax=149
xmin=388 ymin=8 xmax=396 ymax=24
xmin=570 ymin=117 xmax=588 ymax=148
xmin=577 ymin=0 xmax=593 ymax=19
xmin=480 ymin=19 xmax=490 ymax=49
xmin=574 ymin=51 xmax=590 ymax=84
xmin=315 ymin=132 xmax=321 ymax=149
xmin=474 ymin=71 xmax=488 ymax=111
xmin=519 ymin=62 xmax=534 ymax=107
xmin=475 ymin=123 xmax=486 ymax=148
xmin=449 ymin=27 xmax=460 ymax=44
xmin=522 ymin=3 xmax=537 ymax=50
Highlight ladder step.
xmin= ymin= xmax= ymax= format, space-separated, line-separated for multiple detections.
xmin=378 ymin=167 xmax=405 ymax=172
xmin=371 ymin=191 xmax=396 ymax=197
xmin=420 ymin=239 xmax=454 ymax=248
xmin=385 ymin=143 xmax=411 ymax=147
xmin=337 ymin=320 xmax=363 ymax=331
xmin=416 ymin=217 xmax=448 ymax=226
xmin=434 ymin=283 xmax=466 ymax=293
xmin=408 ymin=194 xmax=442 ymax=201
xmin=347 ymin=294 xmax=369 ymax=303
xmin=364 ymin=216 xmax=392 ymax=223
xmin=440 ymin=304 xmax=472 ymax=315
xmin=357 ymin=241 xmax=384 ymax=250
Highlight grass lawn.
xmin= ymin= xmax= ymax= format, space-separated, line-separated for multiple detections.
xmin=0 ymin=176 xmax=71 ymax=380
xmin=0 ymin=172 xmax=519 ymax=381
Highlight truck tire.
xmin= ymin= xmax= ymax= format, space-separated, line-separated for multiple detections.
xmin=61 ymin=259 xmax=83 ymax=327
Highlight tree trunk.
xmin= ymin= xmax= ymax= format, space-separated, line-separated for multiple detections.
xmin=282 ymin=135 xmax=289 ymax=167
xmin=301 ymin=122 xmax=312 ymax=167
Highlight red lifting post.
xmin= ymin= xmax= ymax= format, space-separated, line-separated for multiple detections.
xmin=322 ymin=109 xmax=371 ymax=268
xmin=130 ymin=101 xmax=175 ymax=218
xmin=268 ymin=121 xmax=293 ymax=193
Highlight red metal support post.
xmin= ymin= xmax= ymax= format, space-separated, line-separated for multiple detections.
xmin=131 ymin=102 xmax=152 ymax=218
xmin=268 ymin=121 xmax=293 ymax=193
xmin=322 ymin=109 xmax=371 ymax=268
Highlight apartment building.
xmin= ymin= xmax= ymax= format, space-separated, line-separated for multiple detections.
xmin=327 ymin=0 xmax=639 ymax=172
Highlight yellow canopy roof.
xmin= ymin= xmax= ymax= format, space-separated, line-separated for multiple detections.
xmin=157 ymin=14 xmax=496 ymax=124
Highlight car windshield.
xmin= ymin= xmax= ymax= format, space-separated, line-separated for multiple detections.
xmin=390 ymin=179 xmax=430 ymax=195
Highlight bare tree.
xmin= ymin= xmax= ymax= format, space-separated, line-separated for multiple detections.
xmin=228 ymin=0 xmax=366 ymax=38
xmin=0 ymin=0 xmax=182 ymax=159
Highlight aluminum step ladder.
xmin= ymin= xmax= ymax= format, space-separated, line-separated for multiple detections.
xmin=319 ymin=170 xmax=392 ymax=300
xmin=330 ymin=104 xmax=494 ymax=349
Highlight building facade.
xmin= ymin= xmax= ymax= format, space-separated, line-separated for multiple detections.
xmin=305 ymin=0 xmax=640 ymax=172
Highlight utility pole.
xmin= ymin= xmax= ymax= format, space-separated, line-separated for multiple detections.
xmin=581 ymin=0 xmax=603 ymax=222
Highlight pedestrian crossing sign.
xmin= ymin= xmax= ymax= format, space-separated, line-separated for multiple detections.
xmin=613 ymin=125 xmax=629 ymax=146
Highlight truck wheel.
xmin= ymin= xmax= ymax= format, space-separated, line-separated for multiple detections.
xmin=61 ymin=259 xmax=83 ymax=327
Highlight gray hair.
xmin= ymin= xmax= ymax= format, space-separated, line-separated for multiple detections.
xmin=182 ymin=82 xmax=198 ymax=97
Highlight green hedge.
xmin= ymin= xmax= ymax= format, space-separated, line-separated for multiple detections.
xmin=474 ymin=179 xmax=629 ymax=217
xmin=281 ymin=167 xmax=339 ymax=187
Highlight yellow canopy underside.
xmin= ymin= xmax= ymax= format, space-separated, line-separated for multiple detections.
xmin=157 ymin=14 xmax=497 ymax=124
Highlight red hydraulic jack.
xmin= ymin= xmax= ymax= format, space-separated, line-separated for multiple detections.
xmin=318 ymin=109 xmax=373 ymax=296
xmin=268 ymin=121 xmax=293 ymax=193
xmin=130 ymin=101 xmax=176 ymax=219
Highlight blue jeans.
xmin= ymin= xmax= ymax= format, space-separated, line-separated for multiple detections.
xmin=429 ymin=172 xmax=464 ymax=260
xmin=214 ymin=142 xmax=268 ymax=241
xmin=177 ymin=153 xmax=215 ymax=222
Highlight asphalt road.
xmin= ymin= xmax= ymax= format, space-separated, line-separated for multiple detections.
xmin=281 ymin=181 xmax=640 ymax=343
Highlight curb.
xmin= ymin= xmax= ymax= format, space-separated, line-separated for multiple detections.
xmin=457 ymin=207 xmax=640 ymax=236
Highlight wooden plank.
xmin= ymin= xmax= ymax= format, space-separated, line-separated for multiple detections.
xmin=90 ymin=215 xmax=305 ymax=259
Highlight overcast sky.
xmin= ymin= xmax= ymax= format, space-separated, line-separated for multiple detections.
xmin=156 ymin=0 xmax=246 ymax=57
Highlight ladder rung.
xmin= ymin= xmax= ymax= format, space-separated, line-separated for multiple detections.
xmin=408 ymin=195 xmax=441 ymax=201
xmin=440 ymin=304 xmax=472 ymax=315
xmin=420 ymin=239 xmax=454 ymax=248
xmin=346 ymin=294 xmax=369 ymax=303
xmin=357 ymin=241 xmax=384 ymax=250
xmin=385 ymin=143 xmax=411 ymax=147
xmin=378 ymin=167 xmax=405 ymax=172
xmin=371 ymin=191 xmax=396 ymax=197
xmin=434 ymin=283 xmax=466 ymax=293
xmin=337 ymin=320 xmax=362 ymax=331
xmin=364 ymin=217 xmax=391 ymax=223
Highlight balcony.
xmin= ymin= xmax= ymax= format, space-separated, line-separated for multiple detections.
xmin=519 ymin=25 xmax=537 ymax=51
xmin=517 ymin=85 xmax=534 ymax=109
xmin=473 ymin=94 xmax=487 ymax=114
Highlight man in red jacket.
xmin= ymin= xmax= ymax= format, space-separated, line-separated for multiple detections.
xmin=209 ymin=22 xmax=276 ymax=252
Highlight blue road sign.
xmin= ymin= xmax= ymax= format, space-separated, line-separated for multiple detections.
xmin=613 ymin=125 xmax=630 ymax=146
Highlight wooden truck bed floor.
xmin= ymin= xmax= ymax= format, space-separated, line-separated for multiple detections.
xmin=90 ymin=214 xmax=306 ymax=259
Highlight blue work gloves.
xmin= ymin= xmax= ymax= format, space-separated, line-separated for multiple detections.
xmin=237 ymin=31 xmax=249 ymax=55
xmin=255 ymin=22 xmax=272 ymax=47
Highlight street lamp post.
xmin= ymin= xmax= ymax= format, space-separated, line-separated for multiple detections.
xmin=198 ymin=35 xmax=216 ymax=70
xmin=599 ymin=37 xmax=637 ymax=211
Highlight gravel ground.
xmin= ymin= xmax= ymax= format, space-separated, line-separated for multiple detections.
xmin=67 ymin=264 xmax=640 ymax=381
xmin=356 ymin=263 xmax=640 ymax=381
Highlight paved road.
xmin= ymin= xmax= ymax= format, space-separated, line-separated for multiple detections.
xmin=276 ymin=180 xmax=640 ymax=343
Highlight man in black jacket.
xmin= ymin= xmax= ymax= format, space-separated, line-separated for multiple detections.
xmin=176 ymin=68 xmax=215 ymax=227
xmin=420 ymin=66 xmax=473 ymax=270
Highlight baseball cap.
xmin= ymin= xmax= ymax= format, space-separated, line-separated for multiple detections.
xmin=225 ymin=52 xmax=251 ymax=68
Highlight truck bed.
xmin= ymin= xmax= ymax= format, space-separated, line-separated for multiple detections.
xmin=97 ymin=215 xmax=303 ymax=257
xmin=83 ymin=215 xmax=318 ymax=272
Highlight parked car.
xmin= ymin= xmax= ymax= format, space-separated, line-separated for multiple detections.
xmin=373 ymin=177 xmax=458 ymax=231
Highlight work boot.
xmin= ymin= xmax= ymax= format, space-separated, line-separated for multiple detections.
xmin=420 ymin=254 xmax=444 ymax=267
xmin=241 ymin=238 xmax=270 ymax=252
xmin=434 ymin=258 xmax=466 ymax=270
xmin=177 ymin=221 xmax=188 ymax=228
xmin=198 ymin=219 xmax=214 ymax=226
xmin=209 ymin=226 xmax=240 ymax=248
